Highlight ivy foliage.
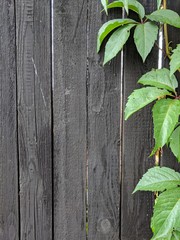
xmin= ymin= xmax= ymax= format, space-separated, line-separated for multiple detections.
xmin=124 ymin=68 xmax=180 ymax=159
xmin=101 ymin=0 xmax=108 ymax=14
xmin=134 ymin=167 xmax=180 ymax=239
xmin=133 ymin=22 xmax=158 ymax=62
xmin=157 ymin=0 xmax=162 ymax=10
xmin=151 ymin=99 xmax=180 ymax=155
xmin=170 ymin=44 xmax=180 ymax=76
xmin=146 ymin=9 xmax=180 ymax=28
xmin=98 ymin=0 xmax=180 ymax=239
xmin=151 ymin=188 xmax=180 ymax=240
xmin=169 ymin=126 xmax=180 ymax=162
xmin=98 ymin=0 xmax=180 ymax=63
xmin=138 ymin=68 xmax=178 ymax=93
xmin=133 ymin=167 xmax=180 ymax=193
xmin=97 ymin=19 xmax=136 ymax=53
xmin=106 ymin=0 xmax=145 ymax=19
xmin=104 ymin=23 xmax=135 ymax=64
xmin=124 ymin=87 xmax=171 ymax=120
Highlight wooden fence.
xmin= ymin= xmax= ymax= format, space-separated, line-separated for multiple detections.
xmin=0 ymin=0 xmax=179 ymax=239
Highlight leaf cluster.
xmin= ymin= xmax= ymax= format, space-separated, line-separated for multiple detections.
xmin=123 ymin=27 xmax=180 ymax=240
xmin=125 ymin=53 xmax=180 ymax=160
xmin=98 ymin=0 xmax=180 ymax=64
xmin=134 ymin=167 xmax=180 ymax=239
xmin=98 ymin=1 xmax=180 ymax=239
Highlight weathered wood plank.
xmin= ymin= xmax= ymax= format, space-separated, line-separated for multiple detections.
xmin=121 ymin=1 xmax=157 ymax=239
xmin=161 ymin=0 xmax=180 ymax=171
xmin=16 ymin=1 xmax=52 ymax=239
xmin=0 ymin=1 xmax=19 ymax=239
xmin=53 ymin=0 xmax=87 ymax=239
xmin=87 ymin=2 xmax=121 ymax=239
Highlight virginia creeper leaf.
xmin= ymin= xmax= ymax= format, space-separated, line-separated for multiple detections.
xmin=104 ymin=24 xmax=135 ymax=64
xmin=107 ymin=0 xmax=145 ymax=19
xmin=133 ymin=167 xmax=180 ymax=193
xmin=138 ymin=68 xmax=178 ymax=93
xmin=101 ymin=0 xmax=108 ymax=14
xmin=134 ymin=22 xmax=158 ymax=62
xmin=151 ymin=99 xmax=180 ymax=155
xmin=123 ymin=0 xmax=129 ymax=15
xmin=146 ymin=9 xmax=180 ymax=28
xmin=97 ymin=19 xmax=136 ymax=52
xmin=157 ymin=0 xmax=162 ymax=9
xmin=169 ymin=126 xmax=180 ymax=162
xmin=124 ymin=87 xmax=171 ymax=120
xmin=151 ymin=188 xmax=180 ymax=240
xmin=172 ymin=231 xmax=180 ymax=240
xmin=170 ymin=44 xmax=180 ymax=76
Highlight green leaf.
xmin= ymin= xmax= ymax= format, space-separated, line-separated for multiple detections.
xmin=169 ymin=126 xmax=180 ymax=162
xmin=172 ymin=231 xmax=180 ymax=240
xmin=134 ymin=22 xmax=158 ymax=62
xmin=138 ymin=68 xmax=178 ymax=93
xmin=107 ymin=0 xmax=145 ymax=19
xmin=170 ymin=44 xmax=180 ymax=76
xmin=151 ymin=188 xmax=180 ymax=240
xmin=157 ymin=0 xmax=162 ymax=9
xmin=133 ymin=167 xmax=180 ymax=193
xmin=146 ymin=9 xmax=180 ymax=28
xmin=151 ymin=99 xmax=180 ymax=155
xmin=124 ymin=87 xmax=171 ymax=120
xmin=101 ymin=0 xmax=108 ymax=14
xmin=97 ymin=19 xmax=136 ymax=52
xmin=124 ymin=0 xmax=129 ymax=15
xmin=104 ymin=24 xmax=135 ymax=64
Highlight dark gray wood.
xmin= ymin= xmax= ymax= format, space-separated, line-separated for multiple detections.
xmin=16 ymin=0 xmax=52 ymax=239
xmin=0 ymin=1 xmax=19 ymax=239
xmin=53 ymin=0 xmax=87 ymax=239
xmin=1 ymin=1 xmax=178 ymax=239
xmin=87 ymin=2 xmax=121 ymax=239
xmin=162 ymin=0 xmax=180 ymax=171
xmin=121 ymin=1 xmax=157 ymax=239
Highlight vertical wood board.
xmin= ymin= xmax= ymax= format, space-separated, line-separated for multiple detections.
xmin=87 ymin=2 xmax=121 ymax=239
xmin=0 ymin=1 xmax=19 ymax=239
xmin=16 ymin=0 xmax=52 ymax=239
xmin=53 ymin=0 xmax=87 ymax=239
xmin=0 ymin=1 xmax=179 ymax=239
xmin=121 ymin=1 xmax=157 ymax=239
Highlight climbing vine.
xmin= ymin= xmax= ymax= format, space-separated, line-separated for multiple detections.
xmin=98 ymin=0 xmax=180 ymax=239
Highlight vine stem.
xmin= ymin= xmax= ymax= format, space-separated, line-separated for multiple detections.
xmin=163 ymin=0 xmax=171 ymax=59
xmin=155 ymin=149 xmax=160 ymax=166
xmin=154 ymin=0 xmax=168 ymax=168
xmin=154 ymin=149 xmax=162 ymax=198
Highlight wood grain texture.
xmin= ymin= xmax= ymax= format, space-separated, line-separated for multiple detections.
xmin=87 ymin=2 xmax=121 ymax=239
xmin=15 ymin=0 xmax=52 ymax=239
xmin=0 ymin=1 xmax=19 ymax=239
xmin=121 ymin=1 xmax=157 ymax=239
xmin=1 ymin=1 xmax=178 ymax=239
xmin=161 ymin=0 xmax=180 ymax=171
xmin=53 ymin=0 xmax=87 ymax=239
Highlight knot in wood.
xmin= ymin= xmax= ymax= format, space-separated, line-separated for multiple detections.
xmin=97 ymin=218 xmax=111 ymax=234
